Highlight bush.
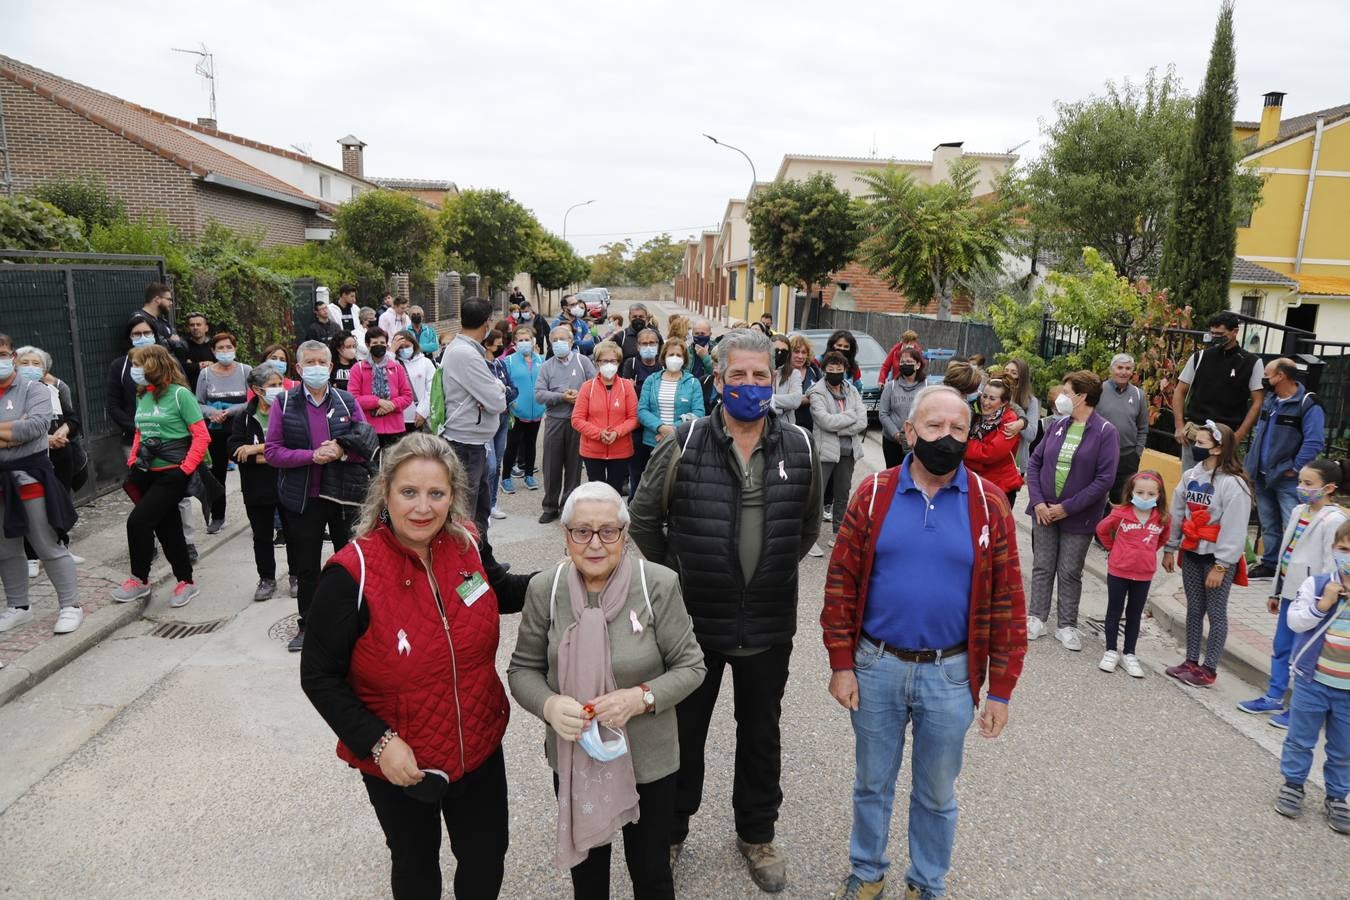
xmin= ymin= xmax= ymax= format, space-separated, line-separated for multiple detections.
xmin=0 ymin=195 xmax=89 ymax=252
xmin=29 ymin=175 xmax=125 ymax=230
xmin=255 ymin=240 xmax=378 ymax=292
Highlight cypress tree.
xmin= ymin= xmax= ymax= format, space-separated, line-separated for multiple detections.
xmin=1159 ymin=0 xmax=1238 ymax=318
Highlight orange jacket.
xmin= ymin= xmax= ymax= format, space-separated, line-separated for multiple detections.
xmin=571 ymin=375 xmax=638 ymax=460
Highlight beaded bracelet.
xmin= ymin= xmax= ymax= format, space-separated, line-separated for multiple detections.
xmin=371 ymin=729 xmax=398 ymax=764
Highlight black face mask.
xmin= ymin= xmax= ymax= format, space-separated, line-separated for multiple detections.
xmin=1194 ymin=445 xmax=1216 ymax=459
xmin=825 ymin=371 xmax=845 ymax=386
xmin=411 ymin=315 xmax=422 ymax=325
xmin=369 ymin=344 xmax=387 ymax=359
xmin=775 ymin=348 xmax=790 ymax=368
xmin=912 ymin=434 xmax=967 ymax=476
xmin=631 ymin=319 xmax=646 ymax=331
xmin=898 ymin=364 xmax=917 ymax=377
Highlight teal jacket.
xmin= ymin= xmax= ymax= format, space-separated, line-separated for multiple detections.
xmin=503 ymin=349 xmax=546 ymax=421
xmin=637 ymin=370 xmax=705 ymax=447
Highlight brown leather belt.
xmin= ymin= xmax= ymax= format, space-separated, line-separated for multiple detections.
xmin=862 ymin=631 xmax=967 ymax=663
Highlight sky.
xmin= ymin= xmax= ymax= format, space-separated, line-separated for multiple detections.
xmin=6 ymin=0 xmax=1347 ymax=257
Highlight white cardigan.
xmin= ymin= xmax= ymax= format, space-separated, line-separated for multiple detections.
xmin=1272 ymin=503 xmax=1349 ymax=601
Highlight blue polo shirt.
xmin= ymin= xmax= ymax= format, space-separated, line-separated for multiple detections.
xmin=861 ymin=457 xmax=973 ymax=650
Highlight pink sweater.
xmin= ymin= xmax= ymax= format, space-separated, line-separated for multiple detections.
xmin=347 ymin=359 xmax=414 ymax=435
xmin=1095 ymin=505 xmax=1166 ymax=581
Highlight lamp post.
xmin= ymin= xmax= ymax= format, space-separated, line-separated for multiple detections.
xmin=704 ymin=134 xmax=758 ymax=325
xmin=562 ymin=199 xmax=594 ymax=242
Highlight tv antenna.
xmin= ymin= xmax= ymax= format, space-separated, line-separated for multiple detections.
xmin=171 ymin=44 xmax=217 ymax=122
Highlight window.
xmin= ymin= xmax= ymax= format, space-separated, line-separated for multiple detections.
xmin=351 ymin=185 xmax=359 ymax=200
xmin=318 ymin=174 xmax=330 ymax=198
xmin=1240 ymin=293 xmax=1261 ymax=318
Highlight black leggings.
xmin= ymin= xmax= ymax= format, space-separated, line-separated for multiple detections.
xmin=503 ymin=418 xmax=540 ymax=477
xmin=245 ymin=503 xmax=294 ymax=581
xmin=1105 ymin=574 xmax=1151 ymax=654
xmin=362 ymin=748 xmax=509 ymax=900
xmin=584 ymin=457 xmax=628 ymax=494
xmin=207 ymin=427 xmax=231 ymax=520
xmin=557 ymin=771 xmax=676 ymax=900
xmin=127 ymin=467 xmax=192 ymax=583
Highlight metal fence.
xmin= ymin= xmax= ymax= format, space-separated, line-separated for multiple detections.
xmin=0 ymin=250 xmax=167 ymax=502
xmin=290 ymin=277 xmax=317 ymax=344
xmin=1297 ymin=338 xmax=1350 ymax=457
xmin=810 ymin=307 xmax=1002 ymax=379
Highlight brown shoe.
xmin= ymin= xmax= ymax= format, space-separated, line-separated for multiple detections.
xmin=831 ymin=874 xmax=885 ymax=899
xmin=736 ymin=838 xmax=788 ymax=893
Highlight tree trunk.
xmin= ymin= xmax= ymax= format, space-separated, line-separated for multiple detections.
xmin=938 ymin=279 xmax=953 ymax=321
xmin=797 ymin=280 xmax=813 ymax=331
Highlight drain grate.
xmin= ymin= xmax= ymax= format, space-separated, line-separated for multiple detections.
xmin=267 ymin=613 xmax=300 ymax=642
xmin=149 ymin=619 xmax=226 ymax=639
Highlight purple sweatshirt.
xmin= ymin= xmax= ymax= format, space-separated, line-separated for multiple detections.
xmin=1024 ymin=411 xmax=1119 ymax=534
xmin=264 ymin=387 xmax=367 ymax=498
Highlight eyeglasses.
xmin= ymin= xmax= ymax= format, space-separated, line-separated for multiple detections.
xmin=565 ymin=525 xmax=625 ymax=545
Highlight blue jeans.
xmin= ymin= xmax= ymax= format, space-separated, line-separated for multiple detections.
xmin=1266 ymin=598 xmax=1295 ymax=700
xmin=485 ymin=416 xmax=509 ymax=509
xmin=849 ymin=639 xmax=975 ymax=896
xmin=1281 ymin=677 xmax=1350 ymax=798
xmin=1255 ymin=473 xmax=1299 ymax=568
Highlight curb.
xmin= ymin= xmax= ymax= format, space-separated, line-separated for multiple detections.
xmin=0 ymin=515 xmax=252 ymax=708
xmin=1013 ymin=519 xmax=1272 ymax=689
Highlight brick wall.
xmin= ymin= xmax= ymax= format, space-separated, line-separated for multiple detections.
xmin=194 ymin=183 xmax=308 ymax=246
xmin=820 ymin=262 xmax=973 ymax=317
xmin=2 ymin=78 xmax=198 ymax=234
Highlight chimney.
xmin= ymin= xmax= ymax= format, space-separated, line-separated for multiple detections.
xmin=196 ymin=117 xmax=217 ymax=130
xmin=1258 ymin=92 xmax=1285 ymax=146
xmin=338 ymin=134 xmax=367 ymax=178
xmin=931 ymin=141 xmax=964 ymax=182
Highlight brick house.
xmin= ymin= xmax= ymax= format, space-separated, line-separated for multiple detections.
xmin=0 ymin=54 xmax=336 ymax=246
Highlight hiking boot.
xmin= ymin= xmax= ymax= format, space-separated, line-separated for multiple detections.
xmin=1165 ymin=659 xmax=1200 ymax=681
xmin=831 ymin=874 xmax=884 ymax=899
xmin=112 ymin=578 xmax=152 ymax=603
xmin=1275 ymin=781 xmax=1305 ymax=818
xmin=253 ymin=578 xmax=276 ymax=602
xmin=736 ymin=838 xmax=788 ymax=893
xmin=1326 ymin=795 xmax=1350 ymax=834
xmin=905 ymin=884 xmax=937 ymax=900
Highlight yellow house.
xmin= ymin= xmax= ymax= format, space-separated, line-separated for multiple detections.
xmin=1232 ymin=92 xmax=1350 ymax=338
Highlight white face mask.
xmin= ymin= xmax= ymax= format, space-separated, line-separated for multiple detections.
xmin=1054 ymin=393 xmax=1074 ymax=417
xmin=570 ymin=305 xmax=585 ymax=317
xmin=599 ymin=362 xmax=619 ymax=379
xmin=665 ymin=355 xmax=684 ymax=372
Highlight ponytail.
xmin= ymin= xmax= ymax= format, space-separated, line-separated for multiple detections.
xmin=1305 ymin=458 xmax=1350 ymax=493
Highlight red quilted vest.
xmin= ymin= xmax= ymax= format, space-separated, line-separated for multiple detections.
xmin=329 ymin=524 xmax=509 ymax=782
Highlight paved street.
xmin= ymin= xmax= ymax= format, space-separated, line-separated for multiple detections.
xmin=1 ymin=303 xmax=1345 ymax=898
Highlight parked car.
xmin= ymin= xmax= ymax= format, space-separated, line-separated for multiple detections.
xmin=799 ymin=329 xmax=885 ymax=415
xmin=575 ymin=288 xmax=610 ymax=318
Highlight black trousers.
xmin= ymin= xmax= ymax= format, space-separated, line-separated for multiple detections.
xmin=673 ymin=641 xmax=791 ymax=845
xmin=207 ymin=427 xmax=231 ymax=520
xmin=881 ymin=435 xmax=905 ymax=469
xmin=558 ymin=771 xmax=676 ymax=900
xmin=127 ymin=468 xmax=192 ymax=584
xmin=362 ymin=747 xmax=509 ymax=900
xmin=1108 ymin=449 xmax=1141 ymax=507
xmin=245 ymin=503 xmax=294 ymax=581
xmin=1106 ymin=574 xmax=1151 ymax=654
xmin=287 ymin=498 xmax=354 ymax=625
xmin=627 ymin=442 xmax=653 ymax=502
xmin=503 ymin=418 xmax=540 ymax=478
xmin=584 ymin=457 xmax=627 ymax=495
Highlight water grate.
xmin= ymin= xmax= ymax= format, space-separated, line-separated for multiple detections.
xmin=149 ymin=619 xmax=226 ymax=639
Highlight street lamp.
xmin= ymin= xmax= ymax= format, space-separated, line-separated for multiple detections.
xmin=704 ymin=134 xmax=758 ymax=325
xmin=562 ymin=199 xmax=594 ymax=241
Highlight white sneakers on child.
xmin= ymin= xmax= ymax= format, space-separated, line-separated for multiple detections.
xmin=1055 ymin=627 xmax=1083 ymax=651
xmin=1099 ymin=650 xmax=1120 ymax=672
xmin=1121 ymin=654 xmax=1145 ymax=678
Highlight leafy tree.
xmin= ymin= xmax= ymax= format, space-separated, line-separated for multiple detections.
xmin=529 ymin=233 xmax=588 ymax=292
xmin=1048 ymin=246 xmax=1144 ymax=375
xmin=1158 ymin=0 xmax=1241 ymax=319
xmin=28 ymin=175 xmax=126 ymax=231
xmin=334 ymin=190 xmax=437 ymax=278
xmin=856 ymin=159 xmax=1018 ymax=321
xmin=628 ymin=234 xmax=686 ymax=286
xmin=587 ymin=240 xmax=631 ymax=286
xmin=745 ymin=172 xmax=859 ymax=329
xmin=0 ymin=195 xmax=89 ymax=251
xmin=1123 ymin=279 xmax=1193 ymax=426
xmin=255 ymin=240 xmax=378 ymax=290
xmin=440 ymin=189 xmax=540 ymax=292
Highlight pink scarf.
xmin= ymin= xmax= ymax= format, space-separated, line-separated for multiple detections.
xmin=555 ymin=555 xmax=640 ymax=870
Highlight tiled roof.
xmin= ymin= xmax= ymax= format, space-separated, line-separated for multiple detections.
xmin=1297 ymin=274 xmax=1350 ymax=297
xmin=0 ymin=54 xmax=325 ymax=210
xmin=1231 ymin=257 xmax=1298 ymax=286
xmin=370 ymin=177 xmax=456 ymax=191
xmin=1240 ymin=101 xmax=1350 ymax=154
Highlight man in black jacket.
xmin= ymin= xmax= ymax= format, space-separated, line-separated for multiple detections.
xmin=630 ymin=328 xmax=821 ymax=894
xmin=128 ymin=282 xmax=189 ymax=371
xmin=619 ymin=302 xmax=663 ymax=364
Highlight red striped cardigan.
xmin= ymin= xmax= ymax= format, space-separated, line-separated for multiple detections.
xmin=820 ymin=464 xmax=1028 ymax=705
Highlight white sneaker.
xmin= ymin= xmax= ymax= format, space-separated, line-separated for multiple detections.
xmin=1098 ymin=650 xmax=1120 ymax=673
xmin=1026 ymin=616 xmax=1046 ymax=641
xmin=1121 ymin=654 xmax=1146 ymax=678
xmin=490 ymin=506 xmax=507 ymax=520
xmin=0 ymin=606 xmax=34 ymax=633
xmin=53 ymin=606 xmax=84 ymax=634
xmin=1056 ymin=626 xmax=1083 ymax=652
xmin=27 ymin=559 xmax=40 ymax=578
xmin=807 ymin=543 xmax=825 ymax=558
xmin=822 ymin=509 xmax=832 ymax=523
xmin=69 ymin=554 xmax=86 ymax=565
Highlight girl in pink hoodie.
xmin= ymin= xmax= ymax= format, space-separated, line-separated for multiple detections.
xmin=1095 ymin=470 xmax=1170 ymax=678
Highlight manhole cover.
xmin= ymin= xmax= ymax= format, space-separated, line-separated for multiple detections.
xmin=268 ymin=614 xmax=301 ymax=641
xmin=149 ymin=619 xmax=226 ymax=639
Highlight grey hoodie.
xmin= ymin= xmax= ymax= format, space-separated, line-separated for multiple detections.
xmin=878 ymin=377 xmax=924 ymax=445
xmin=1165 ymin=463 xmax=1253 ymax=567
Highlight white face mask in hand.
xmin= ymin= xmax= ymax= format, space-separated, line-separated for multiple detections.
xmin=577 ymin=721 xmax=628 ymax=761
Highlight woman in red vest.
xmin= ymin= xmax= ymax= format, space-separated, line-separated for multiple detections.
xmin=301 ymin=432 xmax=531 ymax=899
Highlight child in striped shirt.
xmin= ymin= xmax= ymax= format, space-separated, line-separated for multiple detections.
xmin=1275 ymin=518 xmax=1350 ymax=833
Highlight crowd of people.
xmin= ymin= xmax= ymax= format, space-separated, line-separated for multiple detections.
xmin=2 ymin=289 xmax=1347 ymax=899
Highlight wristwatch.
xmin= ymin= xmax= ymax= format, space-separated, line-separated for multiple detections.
xmin=640 ymin=683 xmax=655 ymax=714
xmin=1213 ymin=562 xmax=1229 ymax=572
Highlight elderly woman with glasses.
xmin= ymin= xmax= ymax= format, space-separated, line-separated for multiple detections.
xmin=509 ymin=481 xmax=705 ymax=899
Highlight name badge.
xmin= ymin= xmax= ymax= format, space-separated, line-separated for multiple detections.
xmin=457 ymin=572 xmax=489 ymax=607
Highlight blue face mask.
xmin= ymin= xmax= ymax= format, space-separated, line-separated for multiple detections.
xmin=1296 ymin=485 xmax=1326 ymax=506
xmin=215 ymin=350 xmax=235 ymax=364
xmin=1131 ymin=494 xmax=1158 ymax=510
xmin=1335 ymin=550 xmax=1350 ymax=581
xmin=266 ymin=359 xmax=289 ymax=375
xmin=129 ymin=366 xmax=148 ymax=386
xmin=721 ymin=383 xmax=773 ymax=422
xmin=552 ymin=340 xmax=572 ymax=358
xmin=518 ymin=340 xmax=534 ymax=356
xmin=263 ymin=386 xmax=285 ymax=404
xmin=639 ymin=345 xmax=658 ymax=362
xmin=131 ymin=334 xmax=155 ymax=349
xmin=301 ymin=365 xmax=330 ymax=388
xmin=0 ymin=359 xmax=13 ymax=380
xmin=398 ymin=347 xmax=414 ymax=361
xmin=18 ymin=364 xmax=43 ymax=382
xmin=577 ymin=721 xmax=629 ymax=762
xmin=692 ymin=334 xmax=711 ymax=347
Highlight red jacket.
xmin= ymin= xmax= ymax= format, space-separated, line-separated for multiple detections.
xmin=822 ymin=465 xmax=1027 ymax=705
xmin=347 ymin=358 xmax=414 ymax=436
xmin=329 ymin=524 xmax=508 ymax=782
xmin=571 ymin=375 xmax=638 ymax=460
xmin=878 ymin=340 xmax=925 ymax=385
xmin=963 ymin=406 xmax=1024 ymax=493
xmin=1095 ymin=504 xmax=1166 ymax=581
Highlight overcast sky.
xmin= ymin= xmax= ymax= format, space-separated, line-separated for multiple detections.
xmin=7 ymin=0 xmax=1347 ymax=256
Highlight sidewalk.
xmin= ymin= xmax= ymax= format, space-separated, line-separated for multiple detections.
xmin=0 ymin=479 xmax=251 ymax=706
